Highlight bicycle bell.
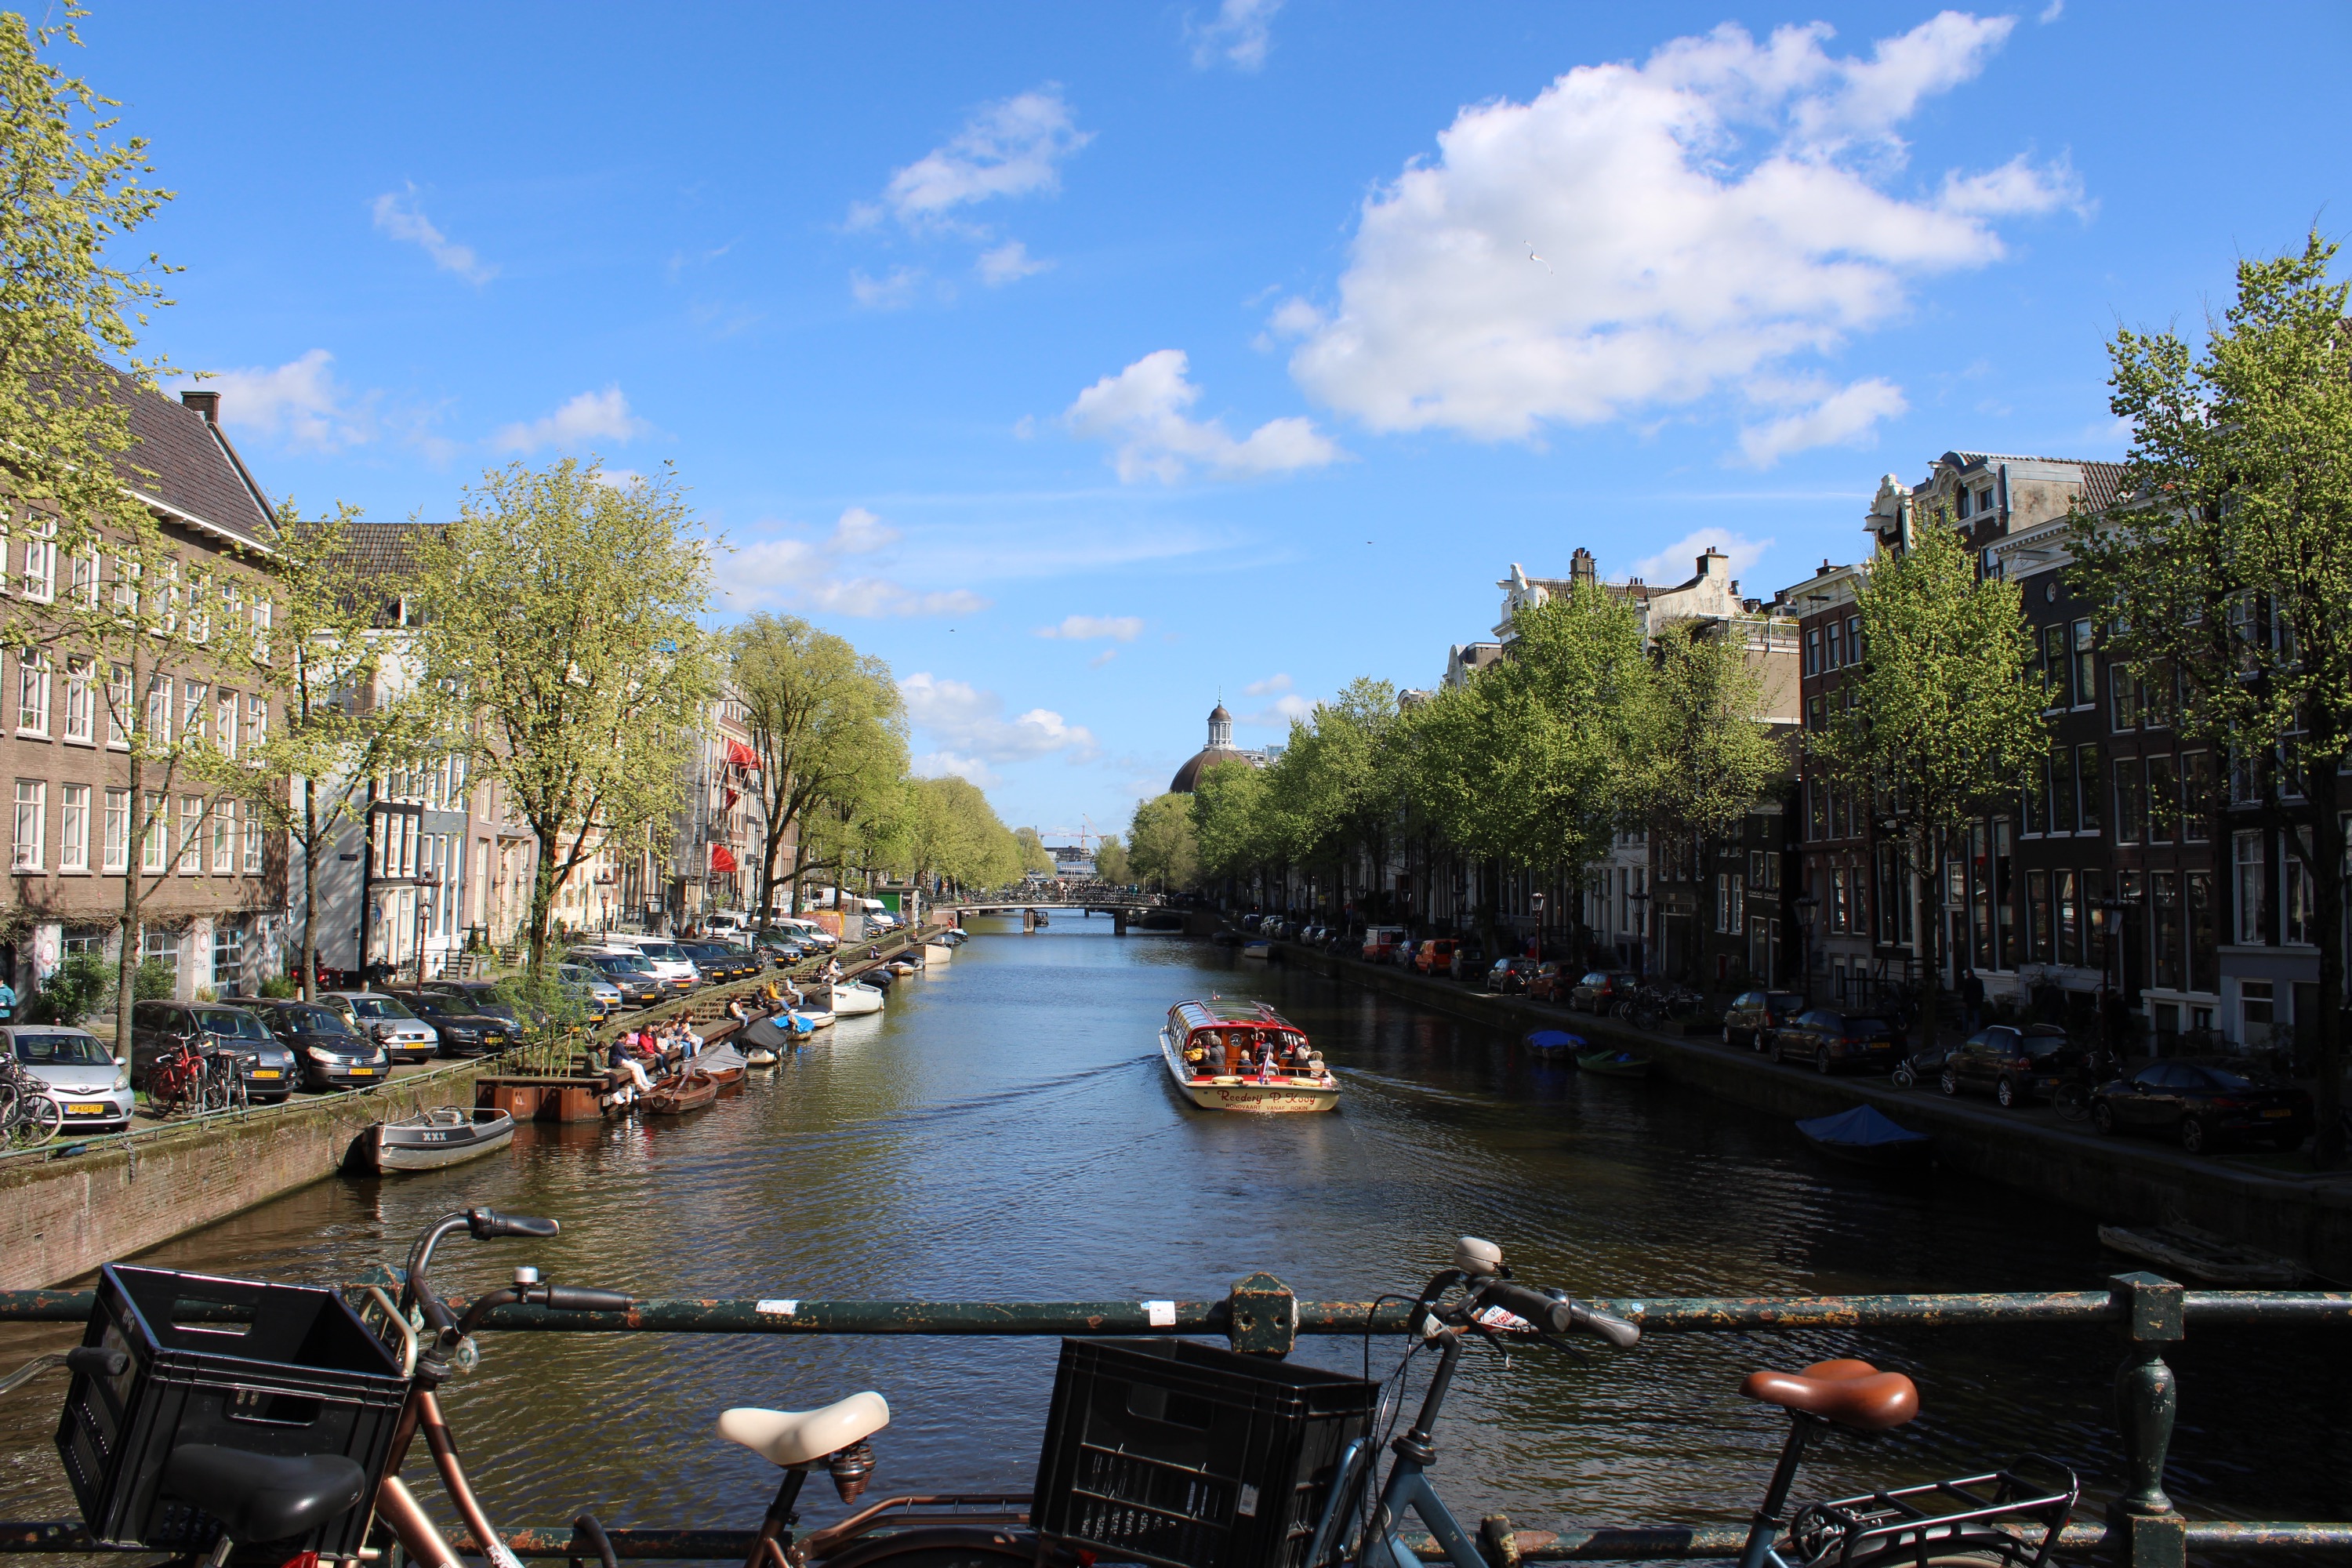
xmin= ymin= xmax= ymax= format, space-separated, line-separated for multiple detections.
xmin=1454 ymin=1236 xmax=1505 ymax=1279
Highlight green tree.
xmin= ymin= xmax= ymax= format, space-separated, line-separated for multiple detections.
xmin=729 ymin=614 xmax=906 ymax=916
xmin=1091 ymin=833 xmax=1130 ymax=887
xmin=1817 ymin=514 xmax=2049 ymax=1049
xmin=1128 ymin=792 xmax=1199 ymax=891
xmin=1265 ymin=678 xmax=1406 ymax=915
xmin=891 ymin=775 xmax=1020 ymax=892
xmin=213 ymin=506 xmax=442 ymax=1000
xmin=2066 ymin=234 xmax=2352 ymax=1159
xmin=1191 ymin=759 xmax=1278 ymax=892
xmin=1013 ymin=826 xmax=1055 ymax=877
xmin=413 ymin=459 xmax=717 ymax=969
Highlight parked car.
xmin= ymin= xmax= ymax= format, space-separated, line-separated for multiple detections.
xmin=129 ymin=1001 xmax=299 ymax=1102
xmin=1526 ymin=960 xmax=1571 ymax=1002
xmin=1361 ymin=926 xmax=1406 ymax=964
xmin=1722 ymin=989 xmax=1809 ymax=1049
xmin=2089 ymin=1059 xmax=2314 ymax=1153
xmin=571 ymin=951 xmax=667 ymax=1007
xmin=1447 ymin=941 xmax=1488 ymax=981
xmin=557 ymin=962 xmax=624 ymax=1021
xmin=1940 ymin=1023 xmax=2082 ymax=1106
xmin=783 ymin=918 xmax=839 ymax=950
xmin=1767 ymin=1008 xmax=1904 ymax=1074
xmin=389 ymin=989 xmax=515 ymax=1058
xmin=1485 ymin=956 xmax=1539 ymax=994
xmin=4 ymin=1025 xmax=132 ymax=1131
xmin=318 ymin=992 xmax=441 ymax=1065
xmin=614 ymin=937 xmax=702 ymax=993
xmin=249 ymin=1002 xmax=391 ymax=1091
xmin=414 ymin=979 xmax=524 ymax=1023
xmin=680 ymin=941 xmax=756 ymax=983
xmin=1566 ymin=971 xmax=1641 ymax=1014
xmin=1412 ymin=938 xmax=1461 ymax=977
xmin=1240 ymin=914 xmax=1264 ymax=933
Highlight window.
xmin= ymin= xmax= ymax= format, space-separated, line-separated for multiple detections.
xmin=1846 ymin=615 xmax=1861 ymax=666
xmin=2076 ymin=743 xmax=2102 ymax=833
xmin=1955 ymin=487 xmax=1973 ymax=519
xmin=2042 ymin=625 xmax=2065 ymax=706
xmin=2020 ymin=771 xmax=2041 ymax=836
xmin=2056 ymin=869 xmax=2080 ymax=966
xmin=103 ymin=788 xmax=129 ymax=873
xmin=145 ymin=674 xmax=171 ymax=747
xmin=71 ymin=551 xmax=96 ymax=608
xmin=2241 ymin=978 xmax=2274 ymax=1044
xmin=2113 ymin=757 xmax=2143 ymax=843
xmin=1826 ymin=620 xmax=1843 ymax=670
xmin=1805 ymin=630 xmax=1821 ymax=675
xmin=177 ymin=796 xmax=203 ymax=874
xmin=2071 ymin=620 xmax=2096 ymax=708
xmin=142 ymin=927 xmax=179 ymax=978
xmin=2187 ymin=870 xmax=2216 ymax=993
xmin=187 ymin=572 xmax=209 ymax=641
xmin=221 ymin=578 xmax=241 ymax=638
xmin=63 ymin=658 xmax=92 ymax=742
xmin=212 ymin=924 xmax=244 ymax=992
xmin=1831 ymin=866 xmax=1851 ymax=933
xmin=246 ymin=694 xmax=267 ymax=749
xmin=241 ymin=805 xmax=261 ymax=875
xmin=158 ymin=558 xmax=180 ymax=633
xmin=211 ymin=800 xmax=234 ymax=874
xmin=2234 ymin=831 xmax=2264 ymax=946
xmin=106 ymin=664 xmax=129 ymax=748
xmin=252 ymin=595 xmax=272 ymax=661
xmin=402 ymin=814 xmax=419 ymax=878
xmin=2145 ymin=754 xmax=2177 ymax=843
xmin=59 ymin=783 xmax=86 ymax=872
xmin=1806 ymin=694 xmax=1824 ymax=731
xmin=2112 ymin=664 xmax=2140 ymax=731
xmin=2027 ymin=869 xmax=2053 ymax=963
xmin=1807 ymin=778 xmax=1827 ymax=840
xmin=1830 ymin=783 xmax=1848 ymax=840
xmin=1992 ymin=817 xmax=2015 ymax=969
xmin=62 ymin=930 xmax=102 ymax=959
xmin=2283 ymin=836 xmax=2314 ymax=946
xmin=216 ymin=689 xmax=237 ymax=759
xmin=140 ymin=791 xmax=167 ymax=873
xmin=20 ymin=517 xmax=54 ymax=601
xmin=182 ymin=680 xmax=207 ymax=745
xmin=110 ymin=554 xmax=138 ymax=615
xmin=12 ymin=780 xmax=44 ymax=871
xmin=2049 ymin=746 xmax=2076 ymax=833
xmin=16 ymin=649 xmax=49 ymax=735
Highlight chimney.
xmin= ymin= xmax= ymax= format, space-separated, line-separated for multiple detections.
xmin=1697 ymin=547 xmax=1727 ymax=577
xmin=1570 ymin=546 xmax=1596 ymax=589
xmin=180 ymin=389 xmax=220 ymax=423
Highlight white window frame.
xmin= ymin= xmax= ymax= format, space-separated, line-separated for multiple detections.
xmin=182 ymin=679 xmax=207 ymax=746
xmin=176 ymin=795 xmax=204 ymax=875
xmin=241 ymin=804 xmax=262 ymax=875
xmin=145 ymin=674 xmax=171 ymax=748
xmin=106 ymin=664 xmax=130 ymax=749
xmin=12 ymin=779 xmax=45 ymax=872
xmin=211 ymin=799 xmax=234 ymax=874
xmin=62 ymin=657 xmax=93 ymax=744
xmin=58 ymin=782 xmax=88 ymax=873
xmin=246 ymin=694 xmax=267 ymax=750
xmin=140 ymin=791 xmax=168 ymax=873
xmin=216 ymin=689 xmax=238 ymax=759
xmin=21 ymin=517 xmax=55 ymax=602
xmin=102 ymin=788 xmax=129 ymax=873
xmin=16 ymin=648 xmax=49 ymax=736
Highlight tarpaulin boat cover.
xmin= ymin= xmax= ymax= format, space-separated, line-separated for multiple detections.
xmin=1795 ymin=1105 xmax=1929 ymax=1146
xmin=1528 ymin=1030 xmax=1584 ymax=1049
xmin=739 ymin=1015 xmax=809 ymax=1051
xmin=697 ymin=1041 xmax=747 ymax=1075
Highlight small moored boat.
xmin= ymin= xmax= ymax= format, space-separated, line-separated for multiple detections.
xmin=745 ymin=1047 xmax=780 ymax=1067
xmin=1159 ymin=998 xmax=1338 ymax=1113
xmin=924 ymin=940 xmax=954 ymax=963
xmin=826 ymin=982 xmax=885 ymax=1016
xmin=1240 ymin=939 xmax=1272 ymax=960
xmin=361 ymin=1107 xmax=515 ymax=1174
xmin=641 ymin=1069 xmax=720 ymax=1116
xmin=1796 ymin=1105 xmax=1933 ymax=1169
xmin=1576 ymin=1047 xmax=1653 ymax=1077
xmin=2097 ymin=1222 xmax=2307 ymax=1285
xmin=1526 ymin=1029 xmax=1584 ymax=1054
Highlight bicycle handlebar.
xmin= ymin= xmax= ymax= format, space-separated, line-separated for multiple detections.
xmin=469 ymin=1208 xmax=560 ymax=1240
xmin=1475 ymin=1280 xmax=1642 ymax=1348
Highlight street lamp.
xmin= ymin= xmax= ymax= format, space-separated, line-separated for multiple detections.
xmin=1627 ymin=888 xmax=1650 ymax=980
xmin=1530 ymin=891 xmax=1546 ymax=960
xmin=1792 ymin=891 xmax=1820 ymax=1004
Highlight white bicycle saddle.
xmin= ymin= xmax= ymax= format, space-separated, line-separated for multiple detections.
xmin=716 ymin=1392 xmax=891 ymax=1467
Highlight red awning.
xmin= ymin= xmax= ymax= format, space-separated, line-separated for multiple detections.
xmin=725 ymin=738 xmax=760 ymax=770
xmin=710 ymin=844 xmax=739 ymax=873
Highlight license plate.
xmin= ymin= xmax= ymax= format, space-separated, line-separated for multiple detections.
xmin=349 ymin=1068 xmax=378 ymax=1077
xmin=2263 ymin=1108 xmax=2294 ymax=1118
xmin=66 ymin=1102 xmax=109 ymax=1116
xmin=251 ymin=1069 xmax=281 ymax=1080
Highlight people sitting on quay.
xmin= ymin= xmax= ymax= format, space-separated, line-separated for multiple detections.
xmin=604 ymin=1035 xmax=657 ymax=1106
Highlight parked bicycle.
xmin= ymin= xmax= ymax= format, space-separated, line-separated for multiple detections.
xmin=1617 ymin=983 xmax=1703 ymax=1033
xmin=2051 ymin=1047 xmax=2121 ymax=1123
xmin=145 ymin=1037 xmax=245 ymax=1117
xmin=0 ymin=1052 xmax=63 ymax=1147
xmin=1302 ymin=1237 xmax=2074 ymax=1568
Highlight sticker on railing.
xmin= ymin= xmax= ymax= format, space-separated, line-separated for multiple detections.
xmin=757 ymin=1298 xmax=800 ymax=1316
xmin=1142 ymin=1299 xmax=1175 ymax=1327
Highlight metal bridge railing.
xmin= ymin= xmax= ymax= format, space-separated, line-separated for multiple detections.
xmin=2 ymin=1271 xmax=2347 ymax=1565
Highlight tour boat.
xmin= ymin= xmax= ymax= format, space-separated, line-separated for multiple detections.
xmin=360 ymin=1107 xmax=515 ymax=1174
xmin=1159 ymin=998 xmax=1339 ymax=1113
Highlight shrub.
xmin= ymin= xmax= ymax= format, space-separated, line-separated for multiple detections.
xmin=256 ymin=972 xmax=299 ymax=999
xmin=132 ymin=960 xmax=176 ymax=1002
xmin=27 ymin=951 xmax=111 ymax=1026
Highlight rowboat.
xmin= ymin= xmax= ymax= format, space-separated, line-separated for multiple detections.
xmin=1576 ymin=1047 xmax=1653 ymax=1077
xmin=1526 ymin=1029 xmax=1584 ymax=1054
xmin=745 ymin=1047 xmax=780 ymax=1067
xmin=924 ymin=941 xmax=955 ymax=963
xmin=696 ymin=1043 xmax=749 ymax=1094
xmin=360 ymin=1107 xmax=515 ymax=1174
xmin=640 ymin=1069 xmax=720 ymax=1116
xmin=826 ymin=983 xmax=885 ymax=1016
xmin=1159 ymin=997 xmax=1339 ymax=1113
xmin=2097 ymin=1222 xmax=2307 ymax=1285
xmin=1240 ymin=939 xmax=1272 ymax=960
xmin=1796 ymin=1105 xmax=1933 ymax=1169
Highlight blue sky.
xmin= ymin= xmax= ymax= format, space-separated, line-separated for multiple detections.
xmin=82 ymin=1 xmax=2348 ymax=834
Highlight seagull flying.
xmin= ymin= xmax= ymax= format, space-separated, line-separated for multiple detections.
xmin=1524 ymin=241 xmax=1552 ymax=274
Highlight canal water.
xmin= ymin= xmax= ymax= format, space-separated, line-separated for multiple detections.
xmin=3 ymin=917 xmax=2346 ymax=1539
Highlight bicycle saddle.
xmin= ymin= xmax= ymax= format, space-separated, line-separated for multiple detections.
xmin=717 ymin=1392 xmax=891 ymax=1467
xmin=162 ymin=1444 xmax=367 ymax=1543
xmin=1740 ymin=1358 xmax=1918 ymax=1430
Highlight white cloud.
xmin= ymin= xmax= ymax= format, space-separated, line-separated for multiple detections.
xmin=1626 ymin=528 xmax=1773 ymax=586
xmin=182 ymin=350 xmax=371 ymax=452
xmin=593 ymin=467 xmax=648 ymax=491
xmin=1239 ymin=692 xmax=1313 ymax=728
xmin=1036 ymin=614 xmax=1143 ymax=641
xmin=1737 ymin=376 xmax=1908 ymax=465
xmin=850 ymin=266 xmax=926 ymax=310
xmin=902 ymin=672 xmax=1098 ymax=765
xmin=913 ymin=751 xmax=1002 ymax=789
xmin=370 ymin=185 xmax=495 ymax=285
xmin=495 ymin=387 xmax=650 ymax=454
xmin=727 ymin=507 xmax=987 ymax=619
xmin=978 ymin=240 xmax=1051 ymax=285
xmin=858 ymin=87 xmax=1091 ymax=233
xmin=1190 ymin=0 xmax=1282 ymax=71
xmin=1243 ymin=673 xmax=1292 ymax=696
xmin=1065 ymin=350 xmax=1343 ymax=484
xmin=1089 ymin=648 xmax=1117 ymax=669
xmin=1286 ymin=14 xmax=2076 ymax=463
xmin=2038 ymin=0 xmax=2064 ymax=20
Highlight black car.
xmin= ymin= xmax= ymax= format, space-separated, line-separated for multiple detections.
xmin=389 ymin=989 xmax=515 ymax=1058
xmin=129 ymin=1000 xmax=299 ymax=1102
xmin=1484 ymin=956 xmax=1538 ymax=994
xmin=1447 ymin=941 xmax=1488 ymax=982
xmin=1567 ymin=971 xmax=1640 ymax=1014
xmin=1722 ymin=989 xmax=1807 ymax=1049
xmin=416 ymin=980 xmax=524 ymax=1025
xmin=1767 ymin=1008 xmax=1904 ymax=1074
xmin=681 ymin=942 xmax=754 ymax=983
xmin=573 ymin=952 xmax=668 ymax=1007
xmin=250 ymin=1001 xmax=391 ymax=1091
xmin=1941 ymin=1023 xmax=2081 ymax=1107
xmin=2090 ymin=1059 xmax=2314 ymax=1153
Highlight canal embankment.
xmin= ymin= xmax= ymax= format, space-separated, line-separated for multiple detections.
xmin=0 ymin=925 xmax=947 ymax=1290
xmin=1276 ymin=939 xmax=2352 ymax=1281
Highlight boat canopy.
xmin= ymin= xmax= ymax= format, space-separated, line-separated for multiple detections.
xmin=1795 ymin=1105 xmax=1929 ymax=1146
xmin=1170 ymin=998 xmax=1300 ymax=1035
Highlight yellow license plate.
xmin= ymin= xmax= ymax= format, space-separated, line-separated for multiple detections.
xmin=251 ymin=1069 xmax=281 ymax=1079
xmin=349 ymin=1068 xmax=378 ymax=1076
xmin=66 ymin=1102 xmax=109 ymax=1116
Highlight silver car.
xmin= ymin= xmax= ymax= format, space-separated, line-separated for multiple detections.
xmin=318 ymin=991 xmax=441 ymax=1064
xmin=5 ymin=1026 xmax=133 ymax=1131
xmin=558 ymin=963 xmax=625 ymax=1019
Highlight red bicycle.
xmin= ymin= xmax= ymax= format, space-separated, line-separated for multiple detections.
xmin=146 ymin=1040 xmax=244 ymax=1117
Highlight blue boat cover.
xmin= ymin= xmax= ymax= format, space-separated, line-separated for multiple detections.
xmin=1796 ymin=1105 xmax=1929 ymax=1146
xmin=1528 ymin=1030 xmax=1584 ymax=1050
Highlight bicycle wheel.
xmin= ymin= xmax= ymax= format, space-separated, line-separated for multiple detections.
xmin=2053 ymin=1083 xmax=2092 ymax=1122
xmin=201 ymin=1069 xmax=231 ymax=1113
xmin=20 ymin=1094 xmax=62 ymax=1145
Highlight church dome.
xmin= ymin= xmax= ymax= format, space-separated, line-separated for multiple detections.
xmin=1171 ymin=701 xmax=1252 ymax=793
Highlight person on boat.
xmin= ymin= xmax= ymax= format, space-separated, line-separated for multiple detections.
xmin=1288 ymin=1036 xmax=1315 ymax=1074
xmin=1182 ymin=1036 xmax=1210 ymax=1079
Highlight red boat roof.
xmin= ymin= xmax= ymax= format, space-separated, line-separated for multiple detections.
xmin=1170 ymin=998 xmax=1302 ymax=1033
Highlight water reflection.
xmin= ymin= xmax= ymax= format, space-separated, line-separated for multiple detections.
xmin=2 ymin=915 xmax=2343 ymax=1534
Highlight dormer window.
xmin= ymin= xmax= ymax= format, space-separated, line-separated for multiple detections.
xmin=1955 ymin=488 xmax=1972 ymax=519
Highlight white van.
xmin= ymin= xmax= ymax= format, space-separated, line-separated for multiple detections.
xmin=592 ymin=935 xmax=702 ymax=993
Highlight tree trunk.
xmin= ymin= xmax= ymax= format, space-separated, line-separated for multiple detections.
xmin=115 ymin=742 xmax=143 ymax=1049
xmin=1916 ymin=826 xmax=1945 ymax=1055
xmin=526 ymin=826 xmax=561 ymax=974
xmin=299 ymin=776 xmax=319 ymax=1003
xmin=2301 ymin=766 xmax=2345 ymax=1166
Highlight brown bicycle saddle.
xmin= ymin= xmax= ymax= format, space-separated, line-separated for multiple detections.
xmin=1739 ymin=1357 xmax=1919 ymax=1430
